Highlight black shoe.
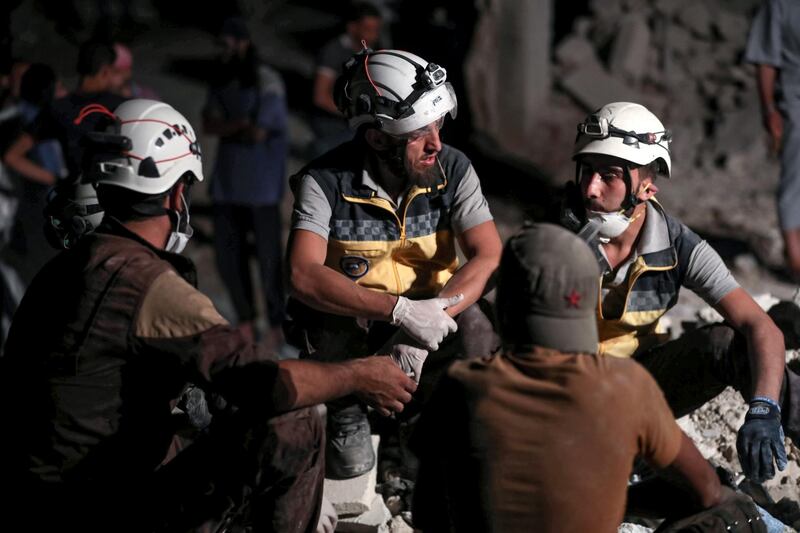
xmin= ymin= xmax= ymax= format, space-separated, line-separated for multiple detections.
xmin=326 ymin=404 xmax=375 ymax=479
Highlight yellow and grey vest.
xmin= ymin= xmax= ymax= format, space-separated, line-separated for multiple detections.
xmin=593 ymin=209 xmax=701 ymax=358
xmin=294 ymin=140 xmax=471 ymax=298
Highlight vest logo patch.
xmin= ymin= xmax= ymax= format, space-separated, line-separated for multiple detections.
xmin=340 ymin=255 xmax=370 ymax=279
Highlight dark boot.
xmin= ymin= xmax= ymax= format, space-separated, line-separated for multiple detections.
xmin=326 ymin=402 xmax=375 ymax=479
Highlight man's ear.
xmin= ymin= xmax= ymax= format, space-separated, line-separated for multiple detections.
xmin=364 ymin=128 xmax=390 ymax=151
xmin=637 ymin=177 xmax=658 ymax=201
xmin=166 ymin=181 xmax=187 ymax=211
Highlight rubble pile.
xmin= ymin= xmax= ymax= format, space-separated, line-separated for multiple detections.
xmin=547 ymin=0 xmax=784 ymax=265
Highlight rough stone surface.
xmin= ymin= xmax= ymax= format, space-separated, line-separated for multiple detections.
xmin=325 ymin=436 xmax=381 ymax=518
xmin=609 ymin=14 xmax=651 ymax=83
xmin=559 ymin=57 xmax=643 ymax=111
xmin=336 ymin=493 xmax=392 ymax=533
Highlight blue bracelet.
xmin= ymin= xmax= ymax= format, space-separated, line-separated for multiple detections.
xmin=751 ymin=396 xmax=781 ymax=413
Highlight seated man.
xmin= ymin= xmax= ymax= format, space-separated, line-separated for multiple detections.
xmin=413 ymin=223 xmax=754 ymax=533
xmin=560 ymin=102 xmax=795 ymax=483
xmin=0 ymin=99 xmax=415 ymax=533
xmin=288 ymin=48 xmax=502 ymax=478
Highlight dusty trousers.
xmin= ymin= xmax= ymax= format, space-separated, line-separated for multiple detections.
xmin=634 ymin=323 xmax=800 ymax=444
xmin=6 ymin=406 xmax=325 ymax=533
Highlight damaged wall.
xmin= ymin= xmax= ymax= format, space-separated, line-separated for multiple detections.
xmin=468 ymin=0 xmax=785 ymax=267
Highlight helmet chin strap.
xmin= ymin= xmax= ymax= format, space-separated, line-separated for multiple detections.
xmin=621 ymin=166 xmax=641 ymax=213
xmin=374 ymin=137 xmax=409 ymax=181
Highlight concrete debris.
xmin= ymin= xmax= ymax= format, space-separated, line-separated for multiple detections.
xmin=324 ymin=435 xmax=381 ymax=517
xmin=511 ymin=0 xmax=787 ymax=268
xmin=555 ymin=35 xmax=598 ymax=70
xmin=336 ymin=493 xmax=392 ymax=533
xmin=713 ymin=8 xmax=750 ymax=42
xmin=609 ymin=14 xmax=650 ymax=84
xmin=677 ymin=0 xmax=712 ymax=38
xmin=387 ymin=515 xmax=414 ymax=533
xmin=618 ymin=523 xmax=653 ymax=533
xmin=559 ymin=57 xmax=644 ymax=111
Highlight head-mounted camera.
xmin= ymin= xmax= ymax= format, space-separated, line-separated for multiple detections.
xmin=577 ymin=115 xmax=671 ymax=149
xmin=421 ymin=63 xmax=446 ymax=89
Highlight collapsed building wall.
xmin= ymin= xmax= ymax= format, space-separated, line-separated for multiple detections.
xmin=468 ymin=0 xmax=785 ymax=267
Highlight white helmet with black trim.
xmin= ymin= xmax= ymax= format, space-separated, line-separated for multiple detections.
xmin=43 ymin=178 xmax=105 ymax=249
xmin=573 ymin=101 xmax=672 ymax=177
xmin=91 ymin=99 xmax=203 ymax=194
xmin=335 ymin=48 xmax=457 ymax=136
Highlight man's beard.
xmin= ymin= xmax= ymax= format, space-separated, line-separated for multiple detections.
xmin=405 ymin=157 xmax=441 ymax=189
xmin=379 ymin=143 xmax=441 ymax=188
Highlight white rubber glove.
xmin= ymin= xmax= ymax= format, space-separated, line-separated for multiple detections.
xmin=381 ymin=331 xmax=429 ymax=383
xmin=390 ymin=294 xmax=463 ymax=350
xmin=316 ymin=496 xmax=337 ymax=533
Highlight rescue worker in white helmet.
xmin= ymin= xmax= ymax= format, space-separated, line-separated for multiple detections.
xmin=287 ymin=48 xmax=502 ymax=479
xmin=0 ymin=98 xmax=415 ymax=532
xmin=561 ymin=101 xmax=798 ymax=485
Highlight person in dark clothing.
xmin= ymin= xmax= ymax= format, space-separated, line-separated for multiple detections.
xmin=203 ymin=17 xmax=289 ymax=349
xmin=309 ymin=2 xmax=384 ymax=157
xmin=1 ymin=63 xmax=65 ymax=283
xmin=0 ymin=98 xmax=415 ymax=532
xmin=4 ymin=40 xmax=124 ymax=185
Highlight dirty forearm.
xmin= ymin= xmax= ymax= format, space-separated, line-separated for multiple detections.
xmin=290 ymin=261 xmax=398 ymax=321
xmin=272 ymin=359 xmax=359 ymax=410
xmin=439 ymin=255 xmax=497 ymax=316
xmin=440 ymin=221 xmax=502 ymax=316
xmin=745 ymin=320 xmax=785 ymax=401
xmin=756 ymin=64 xmax=779 ymax=116
xmin=665 ymin=432 xmax=722 ymax=510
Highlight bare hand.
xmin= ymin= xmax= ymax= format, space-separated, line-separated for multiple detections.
xmin=764 ymin=109 xmax=783 ymax=155
xmin=350 ymin=356 xmax=416 ymax=416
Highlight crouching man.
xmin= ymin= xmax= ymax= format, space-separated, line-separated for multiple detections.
xmin=412 ymin=224 xmax=766 ymax=533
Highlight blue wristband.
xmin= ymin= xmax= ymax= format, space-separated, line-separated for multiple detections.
xmin=750 ymin=396 xmax=781 ymax=413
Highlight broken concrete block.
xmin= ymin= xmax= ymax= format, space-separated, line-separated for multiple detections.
xmin=555 ymin=35 xmax=598 ymax=69
xmin=559 ymin=56 xmax=644 ymax=111
xmin=336 ymin=493 xmax=392 ymax=533
xmin=387 ymin=515 xmax=414 ymax=533
xmin=684 ymin=50 xmax=718 ymax=80
xmin=665 ymin=22 xmax=693 ymax=58
xmin=609 ymin=14 xmax=650 ymax=83
xmin=621 ymin=0 xmax=651 ymax=16
xmin=713 ymin=9 xmax=749 ymax=42
xmin=325 ymin=435 xmax=380 ymax=517
xmin=677 ymin=0 xmax=712 ymax=38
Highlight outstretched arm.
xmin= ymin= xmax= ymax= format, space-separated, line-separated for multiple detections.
xmin=273 ymin=356 xmax=416 ymax=416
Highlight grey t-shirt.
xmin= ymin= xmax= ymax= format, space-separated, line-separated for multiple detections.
xmin=745 ymin=0 xmax=800 ymax=104
xmin=600 ymin=202 xmax=739 ymax=319
xmin=292 ymin=161 xmax=493 ymax=240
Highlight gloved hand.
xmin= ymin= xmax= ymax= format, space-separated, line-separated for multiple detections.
xmin=736 ymin=396 xmax=788 ymax=483
xmin=390 ymin=294 xmax=463 ymax=351
xmin=381 ymin=331 xmax=429 ymax=383
xmin=315 ymin=496 xmax=337 ymax=533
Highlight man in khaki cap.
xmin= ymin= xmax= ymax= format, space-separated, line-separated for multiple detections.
xmin=411 ymin=223 xmax=753 ymax=533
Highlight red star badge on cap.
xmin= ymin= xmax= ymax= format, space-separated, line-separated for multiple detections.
xmin=565 ymin=290 xmax=582 ymax=308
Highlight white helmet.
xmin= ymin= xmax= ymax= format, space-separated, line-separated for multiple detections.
xmin=92 ymin=99 xmax=203 ymax=194
xmin=335 ymin=49 xmax=457 ymax=136
xmin=573 ymin=102 xmax=672 ymax=177
xmin=43 ymin=178 xmax=104 ymax=249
